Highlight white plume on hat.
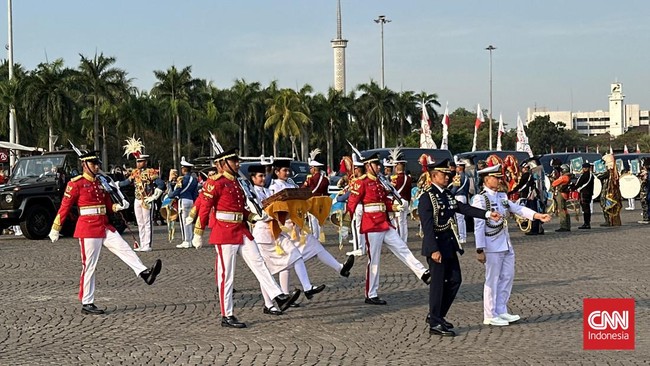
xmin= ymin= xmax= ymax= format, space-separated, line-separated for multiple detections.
xmin=308 ymin=148 xmax=324 ymax=167
xmin=389 ymin=146 xmax=406 ymax=163
xmin=382 ymin=158 xmax=395 ymax=167
xmin=180 ymin=156 xmax=194 ymax=167
xmin=123 ymin=136 xmax=147 ymax=159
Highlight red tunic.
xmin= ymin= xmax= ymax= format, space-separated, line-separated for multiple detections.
xmin=52 ymin=173 xmax=116 ymax=238
xmin=194 ymin=172 xmax=253 ymax=244
xmin=303 ymin=172 xmax=329 ymax=196
xmin=391 ymin=172 xmax=412 ymax=202
xmin=346 ymin=174 xmax=395 ymax=234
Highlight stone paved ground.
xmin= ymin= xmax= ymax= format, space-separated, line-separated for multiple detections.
xmin=1 ymin=206 xmax=648 ymax=365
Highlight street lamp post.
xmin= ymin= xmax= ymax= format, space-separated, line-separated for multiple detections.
xmin=375 ymin=15 xmax=390 ymax=148
xmin=7 ymin=0 xmax=17 ymax=170
xmin=486 ymin=45 xmax=496 ymax=151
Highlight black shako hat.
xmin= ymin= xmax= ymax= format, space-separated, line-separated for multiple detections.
xmin=215 ymin=148 xmax=239 ymax=162
xmin=362 ymin=153 xmax=380 ymax=164
xmin=79 ymin=150 xmax=102 ymax=164
xmin=248 ymin=164 xmax=266 ymax=174
xmin=273 ymin=159 xmax=292 ymax=168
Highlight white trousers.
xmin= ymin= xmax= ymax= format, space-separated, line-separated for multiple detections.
xmin=454 ymin=195 xmax=467 ymax=241
xmin=134 ymin=199 xmax=154 ymax=249
xmin=78 ymin=230 xmax=148 ymax=305
xmin=364 ymin=228 xmax=428 ymax=298
xmin=351 ymin=206 xmax=365 ymax=254
xmin=484 ymin=249 xmax=515 ymax=319
xmin=308 ymin=213 xmax=322 ymax=241
xmin=280 ymin=234 xmax=342 ymax=293
xmin=627 ymin=198 xmax=635 ymax=209
xmin=266 ymin=259 xmax=313 ymax=306
xmin=178 ymin=198 xmax=194 ymax=243
xmin=214 ymin=237 xmax=284 ymax=317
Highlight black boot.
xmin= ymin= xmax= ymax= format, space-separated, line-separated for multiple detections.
xmin=221 ymin=316 xmax=247 ymax=328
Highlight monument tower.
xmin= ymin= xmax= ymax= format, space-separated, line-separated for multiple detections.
xmin=608 ymin=82 xmax=625 ymax=137
xmin=331 ymin=0 xmax=348 ymax=93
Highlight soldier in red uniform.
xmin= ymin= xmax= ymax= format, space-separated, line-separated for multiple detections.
xmin=48 ymin=151 xmax=162 ymax=315
xmin=347 ymin=153 xmax=430 ymax=305
xmin=391 ymin=153 xmax=412 ymax=242
xmin=192 ymin=148 xmax=300 ymax=328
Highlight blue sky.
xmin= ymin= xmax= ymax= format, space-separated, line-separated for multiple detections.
xmin=3 ymin=0 xmax=650 ymax=129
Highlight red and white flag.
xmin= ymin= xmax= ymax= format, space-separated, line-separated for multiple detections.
xmin=636 ymin=143 xmax=641 ymax=153
xmin=419 ymin=102 xmax=437 ymax=149
xmin=609 ymin=145 xmax=613 ymax=154
xmin=496 ymin=113 xmax=505 ymax=151
xmin=471 ymin=104 xmax=484 ymax=152
xmin=515 ymin=114 xmax=533 ymax=157
xmin=440 ymin=102 xmax=450 ymax=150
xmin=624 ymin=144 xmax=629 ymax=154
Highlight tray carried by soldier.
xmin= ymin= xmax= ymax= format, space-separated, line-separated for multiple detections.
xmin=262 ymin=188 xmax=313 ymax=206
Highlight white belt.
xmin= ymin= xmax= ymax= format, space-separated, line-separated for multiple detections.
xmin=364 ymin=203 xmax=386 ymax=213
xmin=79 ymin=206 xmax=106 ymax=216
xmin=216 ymin=211 xmax=244 ymax=222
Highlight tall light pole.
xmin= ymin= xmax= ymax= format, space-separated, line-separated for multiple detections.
xmin=7 ymin=0 xmax=17 ymax=169
xmin=486 ymin=45 xmax=496 ymax=151
xmin=374 ymin=15 xmax=390 ymax=148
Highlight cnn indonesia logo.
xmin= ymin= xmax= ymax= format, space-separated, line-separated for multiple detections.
xmin=583 ymin=298 xmax=635 ymax=350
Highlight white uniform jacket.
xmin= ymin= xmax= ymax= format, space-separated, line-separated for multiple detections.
xmin=268 ymin=178 xmax=297 ymax=195
xmin=252 ymin=185 xmax=276 ymax=244
xmin=471 ymin=187 xmax=536 ymax=252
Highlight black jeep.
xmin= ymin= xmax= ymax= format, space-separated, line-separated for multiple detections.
xmin=0 ymin=151 xmax=130 ymax=240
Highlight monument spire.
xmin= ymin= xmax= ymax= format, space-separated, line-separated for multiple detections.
xmin=331 ymin=0 xmax=348 ymax=93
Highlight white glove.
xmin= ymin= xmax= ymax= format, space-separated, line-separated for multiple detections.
xmin=151 ymin=188 xmax=164 ymax=200
xmin=113 ymin=203 xmax=126 ymax=212
xmin=392 ymin=203 xmax=403 ymax=212
xmin=249 ymin=211 xmax=269 ymax=222
xmin=144 ymin=196 xmax=156 ymax=204
xmin=185 ymin=216 xmax=195 ymax=226
xmin=49 ymin=229 xmax=60 ymax=243
xmin=192 ymin=235 xmax=203 ymax=249
xmin=121 ymin=200 xmax=130 ymax=210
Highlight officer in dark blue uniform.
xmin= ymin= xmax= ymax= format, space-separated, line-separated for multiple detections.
xmin=418 ymin=159 xmax=500 ymax=336
xmin=170 ymin=158 xmax=199 ymax=248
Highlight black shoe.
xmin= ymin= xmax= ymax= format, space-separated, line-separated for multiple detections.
xmin=304 ymin=284 xmax=326 ymax=300
xmin=429 ymin=324 xmax=456 ymax=337
xmin=364 ymin=297 xmax=387 ymax=305
xmin=524 ymin=232 xmax=538 ymax=236
xmin=221 ymin=316 xmax=247 ymax=328
xmin=425 ymin=314 xmax=454 ymax=329
xmin=140 ymin=259 xmax=162 ymax=285
xmin=289 ymin=302 xmax=301 ymax=308
xmin=421 ymin=270 xmax=431 ymax=285
xmin=340 ymin=255 xmax=355 ymax=277
xmin=578 ymin=224 xmax=591 ymax=229
xmin=555 ymin=228 xmax=570 ymax=232
xmin=275 ymin=289 xmax=301 ymax=311
xmin=263 ymin=306 xmax=283 ymax=315
xmin=81 ymin=303 xmax=105 ymax=315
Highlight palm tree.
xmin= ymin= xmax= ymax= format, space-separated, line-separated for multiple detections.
xmin=310 ymin=87 xmax=352 ymax=170
xmin=76 ymin=52 xmax=129 ymax=164
xmin=229 ymin=79 xmax=262 ymax=156
xmin=394 ymin=90 xmax=419 ymax=145
xmin=0 ymin=62 xmax=28 ymax=143
xmin=264 ymin=89 xmax=310 ymax=157
xmin=24 ymin=59 xmax=76 ymax=151
xmin=296 ymin=83 xmax=314 ymax=160
xmin=151 ymin=65 xmax=201 ymax=168
xmin=356 ymin=80 xmax=396 ymax=148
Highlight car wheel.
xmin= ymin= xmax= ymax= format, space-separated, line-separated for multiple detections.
xmin=20 ymin=205 xmax=54 ymax=240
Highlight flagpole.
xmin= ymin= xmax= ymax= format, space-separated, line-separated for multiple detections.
xmin=8 ymin=0 xmax=17 ymax=171
xmin=486 ymin=45 xmax=496 ymax=151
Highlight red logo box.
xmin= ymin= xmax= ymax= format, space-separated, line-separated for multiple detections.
xmin=583 ymin=298 xmax=635 ymax=350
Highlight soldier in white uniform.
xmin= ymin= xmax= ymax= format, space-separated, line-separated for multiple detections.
xmin=472 ymin=165 xmax=551 ymax=326
xmin=268 ymin=159 xmax=354 ymax=294
xmin=249 ymin=164 xmax=325 ymax=314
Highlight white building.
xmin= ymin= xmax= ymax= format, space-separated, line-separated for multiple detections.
xmin=526 ymin=82 xmax=650 ymax=137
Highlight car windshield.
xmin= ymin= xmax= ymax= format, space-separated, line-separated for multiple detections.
xmin=10 ymin=156 xmax=65 ymax=182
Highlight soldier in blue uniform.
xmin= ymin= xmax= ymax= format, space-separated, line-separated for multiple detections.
xmin=169 ymin=157 xmax=199 ymax=248
xmin=418 ymin=159 xmax=500 ymax=337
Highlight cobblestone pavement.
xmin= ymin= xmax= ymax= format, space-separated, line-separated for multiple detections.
xmin=1 ymin=206 xmax=648 ymax=365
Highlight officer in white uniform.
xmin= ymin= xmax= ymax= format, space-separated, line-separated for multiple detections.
xmin=472 ymin=164 xmax=551 ymax=326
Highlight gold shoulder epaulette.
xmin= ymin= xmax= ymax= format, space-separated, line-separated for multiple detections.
xmin=71 ymin=175 xmax=83 ymax=182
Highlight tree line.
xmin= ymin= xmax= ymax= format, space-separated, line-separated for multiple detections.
xmin=2 ymin=53 xmax=648 ymax=172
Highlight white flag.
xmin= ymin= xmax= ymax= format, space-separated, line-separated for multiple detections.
xmin=496 ymin=113 xmax=505 ymax=151
xmin=420 ymin=102 xmax=437 ymax=149
xmin=516 ymin=114 xmax=533 ymax=157
xmin=440 ymin=102 xmax=450 ymax=150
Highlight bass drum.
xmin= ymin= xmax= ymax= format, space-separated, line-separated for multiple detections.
xmin=619 ymin=174 xmax=641 ymax=199
xmin=592 ymin=177 xmax=602 ymax=201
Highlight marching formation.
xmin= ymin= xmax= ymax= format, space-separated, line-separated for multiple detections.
xmin=45 ymin=135 xmax=649 ymax=336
